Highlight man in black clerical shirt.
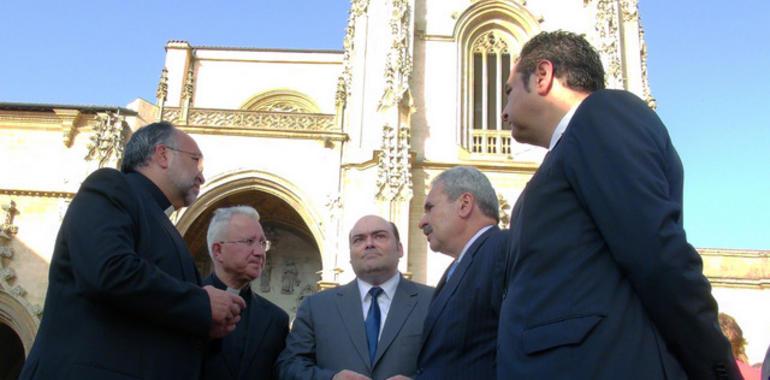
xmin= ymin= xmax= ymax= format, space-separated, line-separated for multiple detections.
xmin=202 ymin=205 xmax=289 ymax=380
xmin=20 ymin=122 xmax=245 ymax=380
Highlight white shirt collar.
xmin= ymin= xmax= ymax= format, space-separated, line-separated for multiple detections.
xmin=548 ymin=101 xmax=582 ymax=151
xmin=356 ymin=272 xmax=400 ymax=302
xmin=455 ymin=224 xmax=494 ymax=264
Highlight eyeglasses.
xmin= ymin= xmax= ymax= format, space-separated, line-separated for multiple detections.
xmin=165 ymin=145 xmax=204 ymax=169
xmin=219 ymin=238 xmax=271 ymax=251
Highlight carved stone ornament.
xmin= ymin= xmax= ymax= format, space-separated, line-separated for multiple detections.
xmin=498 ymin=193 xmax=511 ymax=229
xmin=182 ymin=66 xmax=195 ymax=103
xmin=620 ymin=0 xmax=639 ymax=22
xmin=594 ymin=0 xmax=625 ymax=89
xmin=336 ymin=0 xmax=370 ymax=107
xmin=473 ymin=31 xmax=510 ymax=54
xmin=638 ymin=23 xmax=656 ymax=109
xmin=0 ymin=201 xmax=42 ymax=319
xmin=156 ymin=67 xmax=169 ymax=104
xmin=85 ymin=111 xmax=130 ymax=168
xmin=376 ymin=123 xmax=413 ymax=201
xmin=380 ymin=0 xmax=413 ymax=109
xmin=54 ymin=109 xmax=82 ymax=148
xmin=163 ymin=108 xmax=336 ymax=132
xmin=1 ymin=201 xmax=19 ymax=240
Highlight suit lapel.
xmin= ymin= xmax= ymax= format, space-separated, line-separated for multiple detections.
xmin=421 ymin=227 xmax=497 ymax=345
xmin=373 ymin=277 xmax=418 ymax=366
xmin=335 ymin=281 xmax=371 ymax=369
xmin=240 ymin=294 xmax=271 ymax=380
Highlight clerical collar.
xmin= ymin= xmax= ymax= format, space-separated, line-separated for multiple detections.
xmin=210 ymin=273 xmax=251 ymax=299
xmin=548 ymin=100 xmax=583 ymax=151
xmin=124 ymin=171 xmax=172 ymax=212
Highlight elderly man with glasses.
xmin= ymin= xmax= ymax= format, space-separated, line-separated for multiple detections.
xmin=202 ymin=205 xmax=289 ymax=380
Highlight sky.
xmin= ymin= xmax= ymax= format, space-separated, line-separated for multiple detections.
xmin=1 ymin=0 xmax=768 ymax=250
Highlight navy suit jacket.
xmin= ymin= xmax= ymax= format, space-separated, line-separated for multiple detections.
xmin=498 ymin=90 xmax=739 ymax=380
xmin=416 ymin=226 xmax=508 ymax=380
xmin=20 ymin=169 xmax=211 ymax=380
xmin=277 ymin=276 xmax=433 ymax=380
xmin=201 ymin=274 xmax=288 ymax=380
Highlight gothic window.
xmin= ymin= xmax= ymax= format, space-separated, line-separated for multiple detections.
xmin=242 ymin=90 xmax=321 ymax=114
xmin=465 ymin=31 xmax=514 ymax=156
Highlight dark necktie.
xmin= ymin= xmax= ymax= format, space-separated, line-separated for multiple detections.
xmin=365 ymin=287 xmax=383 ymax=365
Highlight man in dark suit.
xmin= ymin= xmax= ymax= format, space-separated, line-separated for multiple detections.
xmin=497 ymin=30 xmax=739 ymax=379
xmin=201 ymin=205 xmax=289 ymax=380
xmin=415 ymin=166 xmax=508 ymax=380
xmin=277 ymin=215 xmax=433 ymax=380
xmin=20 ymin=122 xmax=245 ymax=380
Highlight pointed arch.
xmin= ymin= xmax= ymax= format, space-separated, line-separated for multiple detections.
xmin=175 ymin=169 xmax=325 ymax=261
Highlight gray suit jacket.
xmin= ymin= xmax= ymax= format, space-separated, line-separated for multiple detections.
xmin=277 ymin=276 xmax=433 ymax=380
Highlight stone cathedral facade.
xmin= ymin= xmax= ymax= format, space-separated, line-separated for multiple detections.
xmin=1 ymin=0 xmax=768 ymax=368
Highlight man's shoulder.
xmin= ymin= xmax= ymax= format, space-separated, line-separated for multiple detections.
xmin=399 ymin=277 xmax=434 ymax=298
xmin=579 ymin=89 xmax=654 ymax=120
xmin=81 ymin=168 xmax=127 ymax=188
xmin=300 ymin=282 xmax=350 ymax=306
xmin=253 ymin=293 xmax=290 ymax=321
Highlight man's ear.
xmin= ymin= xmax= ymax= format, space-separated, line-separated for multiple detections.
xmin=457 ymin=192 xmax=474 ymax=219
xmin=534 ymin=59 xmax=555 ymax=96
xmin=212 ymin=243 xmax=224 ymax=263
xmin=155 ymin=144 xmax=171 ymax=169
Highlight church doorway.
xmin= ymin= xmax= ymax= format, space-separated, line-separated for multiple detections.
xmin=0 ymin=322 xmax=24 ymax=380
xmin=182 ymin=189 xmax=322 ymax=318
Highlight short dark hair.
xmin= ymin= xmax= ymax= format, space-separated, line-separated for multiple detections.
xmin=389 ymin=222 xmax=401 ymax=243
xmin=120 ymin=121 xmax=177 ymax=173
xmin=517 ymin=30 xmax=605 ymax=93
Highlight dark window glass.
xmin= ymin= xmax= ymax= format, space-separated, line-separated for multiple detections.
xmin=487 ymin=53 xmax=497 ymax=131
xmin=501 ymin=53 xmax=512 ymax=130
xmin=473 ymin=53 xmax=483 ymax=130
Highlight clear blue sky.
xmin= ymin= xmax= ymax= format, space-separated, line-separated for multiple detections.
xmin=1 ymin=1 xmax=767 ymax=249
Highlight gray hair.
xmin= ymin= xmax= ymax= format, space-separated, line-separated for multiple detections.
xmin=206 ymin=205 xmax=261 ymax=257
xmin=433 ymin=166 xmax=499 ymax=222
xmin=120 ymin=121 xmax=177 ymax=172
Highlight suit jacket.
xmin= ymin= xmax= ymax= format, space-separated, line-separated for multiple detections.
xmin=277 ymin=275 xmax=433 ymax=380
xmin=20 ymin=169 xmax=211 ymax=380
xmin=416 ymin=226 xmax=508 ymax=380
xmin=201 ymin=274 xmax=288 ymax=380
xmin=497 ymin=90 xmax=739 ymax=380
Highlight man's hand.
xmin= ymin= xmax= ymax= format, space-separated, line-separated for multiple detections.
xmin=332 ymin=369 xmax=372 ymax=380
xmin=203 ymin=285 xmax=246 ymax=338
xmin=385 ymin=376 xmax=411 ymax=380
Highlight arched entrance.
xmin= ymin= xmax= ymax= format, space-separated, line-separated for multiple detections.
xmin=0 ymin=322 xmax=24 ymax=379
xmin=0 ymin=290 xmax=37 ymax=379
xmin=180 ymin=183 xmax=323 ymax=318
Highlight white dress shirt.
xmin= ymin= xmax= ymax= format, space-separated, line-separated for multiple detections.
xmin=357 ymin=272 xmax=400 ymax=340
xmin=548 ymin=101 xmax=583 ymax=151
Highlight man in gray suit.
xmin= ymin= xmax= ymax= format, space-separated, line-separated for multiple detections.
xmin=277 ymin=215 xmax=433 ymax=380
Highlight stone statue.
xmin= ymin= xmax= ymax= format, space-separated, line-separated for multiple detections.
xmin=281 ymin=260 xmax=299 ymax=294
xmin=260 ymin=258 xmax=272 ymax=293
